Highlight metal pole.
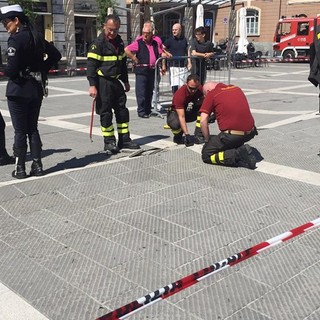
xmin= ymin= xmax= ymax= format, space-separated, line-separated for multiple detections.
xmin=130 ymin=3 xmax=141 ymax=43
xmin=64 ymin=0 xmax=77 ymax=76
xmin=228 ymin=0 xmax=236 ymax=84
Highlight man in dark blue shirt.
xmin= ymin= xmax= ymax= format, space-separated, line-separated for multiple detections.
xmin=163 ymin=23 xmax=191 ymax=93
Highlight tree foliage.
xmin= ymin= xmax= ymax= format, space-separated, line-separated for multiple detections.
xmin=8 ymin=0 xmax=37 ymax=24
xmin=96 ymin=0 xmax=118 ymax=29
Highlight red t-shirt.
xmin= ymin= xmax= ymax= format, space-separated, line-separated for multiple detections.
xmin=172 ymin=84 xmax=203 ymax=110
xmin=200 ymin=83 xmax=254 ymax=131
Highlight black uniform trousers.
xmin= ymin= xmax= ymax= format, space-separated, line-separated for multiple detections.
xmin=96 ymin=77 xmax=130 ymax=142
xmin=167 ymin=108 xmax=199 ymax=130
xmin=8 ymin=96 xmax=42 ymax=151
xmin=202 ymin=130 xmax=256 ymax=166
xmin=135 ymin=69 xmax=155 ymax=117
xmin=167 ymin=100 xmax=203 ymax=137
xmin=0 ymin=112 xmax=6 ymax=153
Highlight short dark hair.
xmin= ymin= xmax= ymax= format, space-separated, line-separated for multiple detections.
xmin=195 ymin=27 xmax=205 ymax=35
xmin=187 ymin=74 xmax=200 ymax=83
xmin=105 ymin=14 xmax=121 ymax=25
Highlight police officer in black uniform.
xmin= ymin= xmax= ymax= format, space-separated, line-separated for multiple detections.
xmin=0 ymin=4 xmax=61 ymax=179
xmin=87 ymin=14 xmax=140 ymax=154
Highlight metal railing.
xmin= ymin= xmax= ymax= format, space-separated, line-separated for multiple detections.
xmin=152 ymin=55 xmax=229 ymax=116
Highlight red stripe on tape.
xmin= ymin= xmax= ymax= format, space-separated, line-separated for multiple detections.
xmin=96 ymin=217 xmax=320 ymax=320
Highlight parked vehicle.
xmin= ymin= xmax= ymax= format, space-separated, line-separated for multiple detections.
xmin=273 ymin=15 xmax=320 ymax=59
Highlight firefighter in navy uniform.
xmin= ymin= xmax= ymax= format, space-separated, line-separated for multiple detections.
xmin=0 ymin=4 xmax=61 ymax=179
xmin=87 ymin=14 xmax=140 ymax=153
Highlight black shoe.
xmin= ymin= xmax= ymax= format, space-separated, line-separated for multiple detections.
xmin=173 ymin=133 xmax=183 ymax=144
xmin=119 ymin=139 xmax=140 ymax=150
xmin=30 ymin=160 xmax=44 ymax=176
xmin=236 ymin=145 xmax=256 ymax=170
xmin=0 ymin=154 xmax=15 ymax=166
xmin=138 ymin=114 xmax=149 ymax=119
xmin=12 ymin=165 xmax=27 ymax=179
xmin=194 ymin=135 xmax=205 ymax=144
xmin=104 ymin=141 xmax=120 ymax=154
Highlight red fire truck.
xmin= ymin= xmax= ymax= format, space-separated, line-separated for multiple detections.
xmin=273 ymin=16 xmax=320 ymax=59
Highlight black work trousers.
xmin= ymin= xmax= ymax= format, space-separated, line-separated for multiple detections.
xmin=96 ymin=77 xmax=130 ymax=141
xmin=135 ymin=70 xmax=155 ymax=117
xmin=0 ymin=112 xmax=6 ymax=153
xmin=167 ymin=108 xmax=199 ymax=130
xmin=202 ymin=130 xmax=256 ymax=166
xmin=8 ymin=96 xmax=42 ymax=151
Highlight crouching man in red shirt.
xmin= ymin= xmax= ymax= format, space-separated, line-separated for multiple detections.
xmin=200 ymin=82 xmax=258 ymax=169
xmin=167 ymin=74 xmax=205 ymax=146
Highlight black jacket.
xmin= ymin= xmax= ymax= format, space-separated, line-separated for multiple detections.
xmin=4 ymin=26 xmax=61 ymax=98
xmin=308 ymin=35 xmax=320 ymax=87
xmin=87 ymin=33 xmax=128 ymax=87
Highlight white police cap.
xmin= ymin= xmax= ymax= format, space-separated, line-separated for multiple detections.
xmin=0 ymin=4 xmax=24 ymax=21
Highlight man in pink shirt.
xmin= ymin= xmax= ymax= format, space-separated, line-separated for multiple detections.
xmin=125 ymin=22 xmax=164 ymax=118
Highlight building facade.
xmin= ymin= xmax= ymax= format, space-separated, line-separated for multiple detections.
xmin=0 ymin=0 xmax=318 ymax=64
xmin=215 ymin=0 xmax=320 ymax=55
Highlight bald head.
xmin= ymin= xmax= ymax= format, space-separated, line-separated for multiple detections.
xmin=203 ymin=82 xmax=219 ymax=96
xmin=172 ymin=23 xmax=182 ymax=37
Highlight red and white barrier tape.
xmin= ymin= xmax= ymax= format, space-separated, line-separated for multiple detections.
xmin=0 ymin=57 xmax=310 ymax=78
xmin=96 ymin=217 xmax=320 ymax=320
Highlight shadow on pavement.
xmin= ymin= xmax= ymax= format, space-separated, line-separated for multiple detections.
xmin=44 ymin=152 xmax=111 ymax=174
xmin=134 ymin=134 xmax=170 ymax=145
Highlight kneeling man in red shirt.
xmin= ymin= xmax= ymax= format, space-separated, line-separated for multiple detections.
xmin=200 ymin=82 xmax=258 ymax=169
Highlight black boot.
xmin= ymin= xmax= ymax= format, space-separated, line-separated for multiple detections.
xmin=0 ymin=131 xmax=14 ymax=166
xmin=0 ymin=150 xmax=15 ymax=166
xmin=12 ymin=147 xmax=27 ymax=179
xmin=173 ymin=131 xmax=183 ymax=144
xmin=118 ymin=133 xmax=140 ymax=150
xmin=30 ymin=142 xmax=44 ymax=176
xmin=194 ymin=127 xmax=205 ymax=144
xmin=235 ymin=145 xmax=256 ymax=170
xmin=104 ymin=138 xmax=120 ymax=154
xmin=30 ymin=160 xmax=44 ymax=176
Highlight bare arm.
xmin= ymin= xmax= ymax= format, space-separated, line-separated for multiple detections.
xmin=176 ymin=108 xmax=189 ymax=135
xmin=191 ymin=49 xmax=206 ymax=58
xmin=200 ymin=112 xmax=210 ymax=141
xmin=124 ymin=48 xmax=138 ymax=64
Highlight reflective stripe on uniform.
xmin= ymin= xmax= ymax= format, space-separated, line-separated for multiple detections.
xmin=101 ymin=125 xmax=115 ymax=137
xmin=196 ymin=115 xmax=201 ymax=128
xmin=97 ymin=70 xmax=120 ymax=78
xmin=117 ymin=123 xmax=129 ymax=134
xmin=172 ymin=128 xmax=182 ymax=135
xmin=87 ymin=52 xmax=125 ymax=61
xmin=218 ymin=151 xmax=224 ymax=163
xmin=210 ymin=151 xmax=224 ymax=164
